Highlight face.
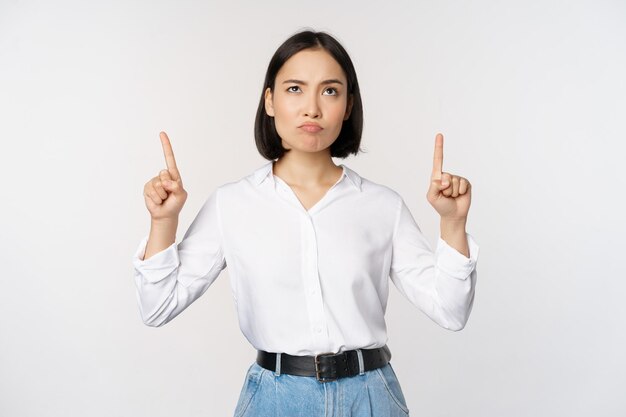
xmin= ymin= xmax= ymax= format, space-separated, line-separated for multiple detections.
xmin=264 ymin=48 xmax=353 ymax=155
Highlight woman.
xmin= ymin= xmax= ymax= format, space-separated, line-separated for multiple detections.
xmin=133 ymin=30 xmax=479 ymax=417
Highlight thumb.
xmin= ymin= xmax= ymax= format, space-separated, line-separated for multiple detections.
xmin=161 ymin=179 xmax=179 ymax=192
xmin=427 ymin=178 xmax=450 ymax=198
xmin=427 ymin=179 xmax=440 ymax=198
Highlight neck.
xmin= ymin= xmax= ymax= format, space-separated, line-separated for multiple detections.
xmin=272 ymin=150 xmax=341 ymax=187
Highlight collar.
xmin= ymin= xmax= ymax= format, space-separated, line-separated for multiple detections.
xmin=252 ymin=161 xmax=362 ymax=191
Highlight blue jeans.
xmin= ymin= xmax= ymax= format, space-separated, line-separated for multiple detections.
xmin=233 ymin=360 xmax=410 ymax=416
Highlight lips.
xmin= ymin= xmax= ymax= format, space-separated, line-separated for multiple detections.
xmin=299 ymin=122 xmax=323 ymax=133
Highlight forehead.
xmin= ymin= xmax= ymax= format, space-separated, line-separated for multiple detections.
xmin=276 ymin=48 xmax=346 ymax=82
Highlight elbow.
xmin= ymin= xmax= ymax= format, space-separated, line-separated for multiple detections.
xmin=134 ymin=283 xmax=179 ymax=328
xmin=140 ymin=311 xmax=173 ymax=328
xmin=429 ymin=307 xmax=470 ymax=331
xmin=444 ymin=318 xmax=468 ymax=332
xmin=440 ymin=303 xmax=473 ymax=332
xmin=438 ymin=284 xmax=475 ymax=332
xmin=138 ymin=306 xmax=171 ymax=328
xmin=142 ymin=317 xmax=166 ymax=328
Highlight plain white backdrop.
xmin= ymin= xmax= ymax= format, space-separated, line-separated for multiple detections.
xmin=1 ymin=0 xmax=624 ymax=416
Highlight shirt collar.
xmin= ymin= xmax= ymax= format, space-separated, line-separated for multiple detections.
xmin=252 ymin=161 xmax=362 ymax=191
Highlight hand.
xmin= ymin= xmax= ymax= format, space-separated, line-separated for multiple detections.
xmin=426 ymin=133 xmax=471 ymax=221
xmin=143 ymin=131 xmax=188 ymax=221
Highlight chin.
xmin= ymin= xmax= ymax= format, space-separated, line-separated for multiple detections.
xmin=283 ymin=139 xmax=333 ymax=154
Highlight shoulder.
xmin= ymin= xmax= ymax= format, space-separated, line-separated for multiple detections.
xmin=214 ymin=161 xmax=273 ymax=195
xmin=342 ymin=164 xmax=403 ymax=204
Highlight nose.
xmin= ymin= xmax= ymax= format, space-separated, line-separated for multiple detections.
xmin=303 ymin=94 xmax=321 ymax=118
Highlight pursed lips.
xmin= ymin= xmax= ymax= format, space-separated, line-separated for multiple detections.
xmin=299 ymin=122 xmax=323 ymax=133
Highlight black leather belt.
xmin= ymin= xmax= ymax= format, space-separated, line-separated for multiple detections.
xmin=256 ymin=345 xmax=392 ymax=382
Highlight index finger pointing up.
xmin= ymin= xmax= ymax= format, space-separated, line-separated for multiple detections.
xmin=431 ymin=133 xmax=444 ymax=180
xmin=159 ymin=131 xmax=181 ymax=181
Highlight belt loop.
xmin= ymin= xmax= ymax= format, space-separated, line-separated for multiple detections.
xmin=274 ymin=353 xmax=282 ymax=376
xmin=356 ymin=349 xmax=365 ymax=375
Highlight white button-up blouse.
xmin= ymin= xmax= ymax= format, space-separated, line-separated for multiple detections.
xmin=132 ymin=161 xmax=480 ymax=356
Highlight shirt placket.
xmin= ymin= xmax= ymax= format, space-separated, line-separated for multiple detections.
xmin=272 ymin=178 xmax=329 ymax=350
xmin=300 ymin=212 xmax=328 ymax=348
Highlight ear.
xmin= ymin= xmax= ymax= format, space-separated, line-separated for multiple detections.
xmin=344 ymin=94 xmax=354 ymax=120
xmin=264 ymin=87 xmax=275 ymax=117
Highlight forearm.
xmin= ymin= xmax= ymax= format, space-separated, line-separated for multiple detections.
xmin=440 ymin=217 xmax=469 ymax=257
xmin=143 ymin=218 xmax=178 ymax=260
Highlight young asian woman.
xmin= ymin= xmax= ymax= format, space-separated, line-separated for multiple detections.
xmin=133 ymin=29 xmax=479 ymax=417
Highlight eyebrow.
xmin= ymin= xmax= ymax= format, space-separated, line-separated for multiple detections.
xmin=282 ymin=79 xmax=344 ymax=86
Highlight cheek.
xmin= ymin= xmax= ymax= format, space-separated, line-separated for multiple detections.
xmin=328 ymin=100 xmax=348 ymax=122
xmin=273 ymin=98 xmax=297 ymax=119
xmin=271 ymin=101 xmax=296 ymax=137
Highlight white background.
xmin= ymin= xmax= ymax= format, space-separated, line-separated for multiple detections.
xmin=1 ymin=0 xmax=625 ymax=416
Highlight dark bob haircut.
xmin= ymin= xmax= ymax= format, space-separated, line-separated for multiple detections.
xmin=254 ymin=30 xmax=364 ymax=160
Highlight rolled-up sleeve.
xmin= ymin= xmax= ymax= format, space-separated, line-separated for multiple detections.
xmin=389 ymin=197 xmax=480 ymax=331
xmin=132 ymin=187 xmax=227 ymax=327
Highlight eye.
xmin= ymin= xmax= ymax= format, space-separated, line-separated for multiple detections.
xmin=323 ymin=87 xmax=338 ymax=96
xmin=287 ymin=86 xmax=301 ymax=93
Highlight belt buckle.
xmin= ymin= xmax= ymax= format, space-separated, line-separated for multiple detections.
xmin=314 ymin=352 xmax=338 ymax=382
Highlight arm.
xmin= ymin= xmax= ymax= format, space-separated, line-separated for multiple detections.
xmin=389 ymin=197 xmax=479 ymax=331
xmin=143 ymin=218 xmax=178 ymax=260
xmin=440 ymin=217 xmax=469 ymax=258
xmin=132 ymin=188 xmax=227 ymax=327
xmin=133 ymin=131 xmax=226 ymax=327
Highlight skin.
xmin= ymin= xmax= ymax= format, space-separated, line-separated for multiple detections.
xmin=142 ymin=131 xmax=186 ymax=260
xmin=264 ymin=48 xmax=353 ymax=197
xmin=142 ymin=49 xmax=472 ymax=260
xmin=427 ymin=133 xmax=472 ymax=257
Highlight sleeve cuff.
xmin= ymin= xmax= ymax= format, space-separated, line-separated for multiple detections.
xmin=435 ymin=232 xmax=480 ymax=280
xmin=132 ymin=235 xmax=180 ymax=283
